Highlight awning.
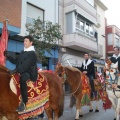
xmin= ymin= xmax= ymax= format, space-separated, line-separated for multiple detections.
xmin=61 ymin=54 xmax=84 ymax=67
xmin=0 ymin=22 xmax=20 ymax=36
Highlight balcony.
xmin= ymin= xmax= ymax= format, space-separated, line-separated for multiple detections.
xmin=63 ymin=33 xmax=98 ymax=53
xmin=64 ymin=0 xmax=96 ymax=23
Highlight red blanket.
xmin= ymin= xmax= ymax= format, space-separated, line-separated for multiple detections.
xmin=81 ymin=74 xmax=91 ymax=106
xmin=12 ymin=72 xmax=49 ymax=120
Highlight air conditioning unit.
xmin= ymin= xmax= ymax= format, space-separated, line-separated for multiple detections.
xmin=61 ymin=48 xmax=66 ymax=52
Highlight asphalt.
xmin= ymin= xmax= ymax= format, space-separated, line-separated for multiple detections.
xmin=43 ymin=95 xmax=116 ymax=120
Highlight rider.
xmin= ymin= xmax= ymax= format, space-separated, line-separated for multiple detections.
xmin=110 ymin=47 xmax=120 ymax=89
xmin=4 ymin=35 xmax=38 ymax=112
xmin=80 ymin=53 xmax=96 ymax=98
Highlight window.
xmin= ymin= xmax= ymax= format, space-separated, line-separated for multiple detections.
xmin=115 ymin=34 xmax=120 ymax=47
xmin=26 ymin=3 xmax=44 ymax=24
xmin=76 ymin=19 xmax=84 ymax=31
xmin=86 ymin=23 xmax=89 ymax=34
xmin=26 ymin=16 xmax=34 ymax=25
xmin=89 ymin=25 xmax=94 ymax=36
xmin=80 ymin=21 xmax=84 ymax=31
xmin=108 ymin=34 xmax=113 ymax=45
xmin=76 ymin=20 xmax=80 ymax=29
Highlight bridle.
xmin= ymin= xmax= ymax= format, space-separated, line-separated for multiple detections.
xmin=57 ymin=66 xmax=81 ymax=95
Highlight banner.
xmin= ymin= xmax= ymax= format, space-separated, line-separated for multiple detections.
xmin=0 ymin=21 xmax=8 ymax=66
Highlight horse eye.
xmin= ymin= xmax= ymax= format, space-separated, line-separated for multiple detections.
xmin=59 ymin=74 xmax=62 ymax=77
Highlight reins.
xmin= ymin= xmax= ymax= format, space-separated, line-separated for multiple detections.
xmin=62 ymin=67 xmax=81 ymax=95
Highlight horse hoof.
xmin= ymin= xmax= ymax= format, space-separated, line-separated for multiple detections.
xmin=89 ymin=109 xmax=93 ymax=112
xmin=79 ymin=114 xmax=83 ymax=117
xmin=114 ymin=118 xmax=116 ymax=120
xmin=95 ymin=109 xmax=99 ymax=112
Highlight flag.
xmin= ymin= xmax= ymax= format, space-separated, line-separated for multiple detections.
xmin=0 ymin=21 xmax=9 ymax=66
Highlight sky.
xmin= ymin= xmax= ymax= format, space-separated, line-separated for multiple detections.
xmin=100 ymin=0 xmax=120 ymax=28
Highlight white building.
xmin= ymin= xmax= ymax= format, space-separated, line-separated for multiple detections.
xmin=18 ymin=0 xmax=59 ymax=70
xmin=59 ymin=0 xmax=107 ymax=72
xmin=20 ymin=0 xmax=58 ymax=36
xmin=93 ymin=0 xmax=107 ymax=72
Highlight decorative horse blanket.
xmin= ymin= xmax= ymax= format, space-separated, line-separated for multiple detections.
xmin=12 ymin=72 xmax=49 ymax=120
xmin=81 ymin=74 xmax=91 ymax=106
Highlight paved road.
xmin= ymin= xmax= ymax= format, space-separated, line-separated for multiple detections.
xmin=43 ymin=95 xmax=115 ymax=120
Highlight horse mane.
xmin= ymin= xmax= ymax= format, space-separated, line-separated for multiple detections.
xmin=64 ymin=66 xmax=81 ymax=73
xmin=0 ymin=65 xmax=9 ymax=74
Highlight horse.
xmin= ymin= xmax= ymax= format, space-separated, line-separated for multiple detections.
xmin=104 ymin=59 xmax=120 ymax=120
xmin=55 ymin=63 xmax=103 ymax=120
xmin=0 ymin=65 xmax=64 ymax=120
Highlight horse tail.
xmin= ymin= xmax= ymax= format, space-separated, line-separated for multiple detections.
xmin=58 ymin=89 xmax=64 ymax=117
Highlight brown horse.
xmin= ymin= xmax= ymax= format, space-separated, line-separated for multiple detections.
xmin=55 ymin=63 xmax=84 ymax=120
xmin=0 ymin=65 xmax=64 ymax=120
xmin=55 ymin=63 xmax=104 ymax=120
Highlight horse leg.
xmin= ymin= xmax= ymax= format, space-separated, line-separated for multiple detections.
xmin=116 ymin=98 xmax=120 ymax=120
xmin=0 ymin=114 xmax=3 ymax=120
xmin=38 ymin=118 xmax=43 ymax=120
xmin=95 ymin=100 xmax=99 ymax=112
xmin=5 ymin=112 xmax=18 ymax=120
xmin=53 ymin=109 xmax=59 ymax=120
xmin=79 ymin=107 xmax=83 ymax=117
xmin=89 ymin=101 xmax=93 ymax=112
xmin=108 ymin=97 xmax=117 ymax=120
xmin=75 ymin=99 xmax=80 ymax=120
xmin=45 ymin=107 xmax=53 ymax=120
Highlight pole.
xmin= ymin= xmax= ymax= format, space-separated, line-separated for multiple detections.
xmin=67 ymin=60 xmax=72 ymax=67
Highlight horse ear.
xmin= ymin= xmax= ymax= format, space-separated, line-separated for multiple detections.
xmin=57 ymin=62 xmax=62 ymax=66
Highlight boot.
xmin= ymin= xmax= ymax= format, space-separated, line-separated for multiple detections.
xmin=15 ymin=102 xmax=26 ymax=112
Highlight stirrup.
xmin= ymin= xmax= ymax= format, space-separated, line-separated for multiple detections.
xmin=15 ymin=102 xmax=26 ymax=112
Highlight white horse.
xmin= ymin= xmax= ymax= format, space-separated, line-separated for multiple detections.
xmin=105 ymin=60 xmax=120 ymax=120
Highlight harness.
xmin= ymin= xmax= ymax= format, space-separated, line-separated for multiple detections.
xmin=62 ymin=68 xmax=81 ymax=95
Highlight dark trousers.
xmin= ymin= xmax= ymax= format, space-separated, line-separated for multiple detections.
xmin=20 ymin=72 xmax=30 ymax=104
xmin=87 ymin=75 xmax=96 ymax=98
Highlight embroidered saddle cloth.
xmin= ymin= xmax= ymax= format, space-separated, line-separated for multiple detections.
xmin=11 ymin=72 xmax=49 ymax=120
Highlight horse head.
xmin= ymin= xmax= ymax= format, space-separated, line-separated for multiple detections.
xmin=55 ymin=62 xmax=64 ymax=74
xmin=55 ymin=63 xmax=66 ymax=83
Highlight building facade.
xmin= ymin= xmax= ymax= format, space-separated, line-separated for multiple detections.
xmin=0 ymin=0 xmax=22 ymax=69
xmin=93 ymin=0 xmax=107 ymax=72
xmin=20 ymin=0 xmax=59 ymax=70
xmin=0 ymin=0 xmax=59 ymax=70
xmin=59 ymin=0 xmax=107 ymax=73
xmin=106 ymin=25 xmax=120 ymax=57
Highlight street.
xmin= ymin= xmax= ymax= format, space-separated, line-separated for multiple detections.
xmin=2 ymin=95 xmax=115 ymax=120
xmin=43 ymin=95 xmax=115 ymax=120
